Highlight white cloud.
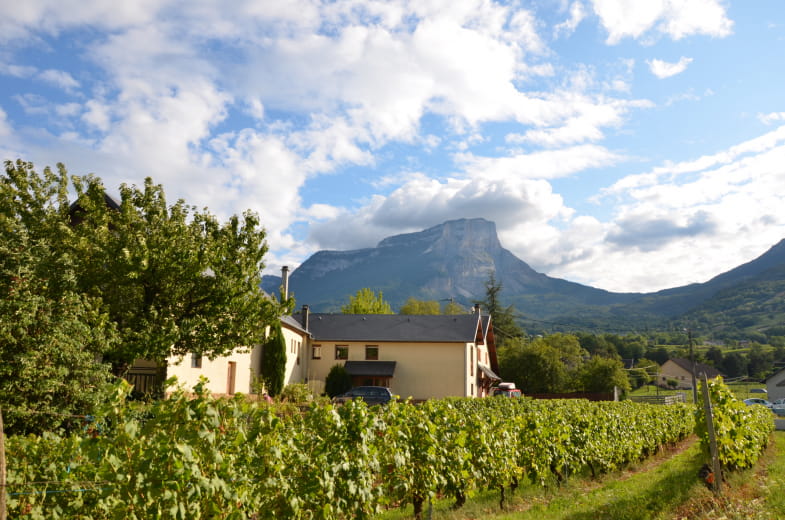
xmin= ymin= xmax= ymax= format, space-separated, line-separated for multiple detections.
xmin=0 ymin=107 xmax=11 ymax=137
xmin=37 ymin=69 xmax=80 ymax=90
xmin=457 ymin=144 xmax=623 ymax=180
xmin=580 ymin=126 xmax=785 ymax=291
xmin=554 ymin=1 xmax=586 ymax=38
xmin=647 ymin=56 xmax=693 ymax=78
xmin=759 ymin=112 xmax=785 ymax=125
xmin=308 ymin=173 xmax=571 ymax=252
xmin=591 ymin=0 xmax=733 ymax=44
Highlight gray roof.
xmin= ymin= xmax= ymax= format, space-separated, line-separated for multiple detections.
xmin=281 ymin=314 xmax=309 ymax=335
xmin=344 ymin=361 xmax=397 ymax=377
xmin=293 ymin=313 xmax=484 ymax=343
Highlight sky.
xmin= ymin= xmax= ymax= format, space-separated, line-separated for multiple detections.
xmin=2 ymin=0 xmax=785 ymax=294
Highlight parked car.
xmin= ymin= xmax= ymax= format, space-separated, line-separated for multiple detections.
xmin=333 ymin=386 xmax=394 ymax=405
xmin=743 ymin=397 xmax=773 ymax=409
xmin=771 ymin=398 xmax=785 ymax=416
xmin=491 ymin=382 xmax=522 ymax=398
xmin=750 ymin=388 xmax=768 ymax=394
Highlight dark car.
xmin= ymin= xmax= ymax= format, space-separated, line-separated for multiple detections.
xmin=333 ymin=386 xmax=394 ymax=405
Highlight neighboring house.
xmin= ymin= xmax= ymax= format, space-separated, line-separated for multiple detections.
xmin=658 ymin=358 xmax=723 ymax=389
xmin=291 ymin=304 xmax=500 ymax=400
xmin=765 ymin=368 xmax=785 ymax=402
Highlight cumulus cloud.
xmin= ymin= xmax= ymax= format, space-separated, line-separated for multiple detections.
xmin=591 ymin=0 xmax=733 ymax=44
xmin=457 ymin=144 xmax=623 ymax=180
xmin=647 ymin=57 xmax=693 ymax=78
xmin=581 ymin=125 xmax=785 ymax=291
xmin=308 ymin=173 xmax=571 ymax=252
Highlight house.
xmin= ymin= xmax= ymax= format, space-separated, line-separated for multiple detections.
xmin=166 ymin=262 xmax=500 ymax=400
xmin=292 ymin=304 xmax=500 ymax=400
xmin=765 ymin=367 xmax=785 ymax=402
xmin=658 ymin=358 xmax=723 ymax=389
xmin=166 ymin=314 xmax=310 ymax=396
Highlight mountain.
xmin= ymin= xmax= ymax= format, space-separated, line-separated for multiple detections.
xmin=263 ymin=218 xmax=785 ymax=336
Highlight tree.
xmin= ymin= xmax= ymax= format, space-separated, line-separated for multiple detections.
xmin=399 ymin=297 xmax=440 ymax=315
xmin=325 ymin=364 xmax=352 ymax=397
xmin=498 ymin=338 xmax=570 ymax=394
xmin=629 ymin=358 xmax=658 ymax=389
xmin=575 ymin=356 xmax=631 ymax=395
xmin=721 ymin=352 xmax=747 ymax=378
xmin=2 ymin=160 xmax=286 ymax=373
xmin=341 ymin=288 xmax=393 ymax=314
xmin=0 ymin=180 xmax=117 ymax=434
xmin=705 ymin=346 xmax=724 ymax=367
xmin=260 ymin=321 xmax=287 ymax=397
xmin=476 ymin=271 xmax=523 ymax=344
xmin=442 ymin=300 xmax=465 ymax=315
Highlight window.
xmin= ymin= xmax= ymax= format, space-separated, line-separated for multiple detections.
xmin=312 ymin=344 xmax=322 ymax=359
xmin=335 ymin=345 xmax=348 ymax=360
xmin=191 ymin=353 xmax=202 ymax=369
xmin=365 ymin=345 xmax=379 ymax=360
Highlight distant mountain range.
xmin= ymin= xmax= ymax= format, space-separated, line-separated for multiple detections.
xmin=263 ymin=218 xmax=785 ymax=338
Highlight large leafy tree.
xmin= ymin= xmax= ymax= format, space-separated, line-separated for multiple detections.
xmin=341 ymin=288 xmax=393 ymax=314
xmin=1 ymin=167 xmax=117 ymax=433
xmin=498 ymin=338 xmax=570 ymax=394
xmin=3 ymin=159 xmax=285 ymax=373
xmin=575 ymin=356 xmax=631 ymax=395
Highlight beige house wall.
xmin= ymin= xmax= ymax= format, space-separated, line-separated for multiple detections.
xmin=659 ymin=360 xmax=693 ymax=389
xmin=305 ymin=340 xmax=483 ymax=400
xmin=281 ymin=325 xmax=306 ymax=387
xmin=167 ymin=347 xmax=258 ymax=396
xmin=164 ymin=323 xmax=309 ymax=398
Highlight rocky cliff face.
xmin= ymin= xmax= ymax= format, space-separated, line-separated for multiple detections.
xmin=270 ymin=218 xmax=617 ymax=313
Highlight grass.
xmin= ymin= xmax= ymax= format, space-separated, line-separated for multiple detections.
xmin=375 ymin=431 xmax=785 ymax=520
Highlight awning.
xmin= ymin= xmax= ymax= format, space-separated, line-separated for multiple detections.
xmin=344 ymin=361 xmax=397 ymax=377
xmin=478 ymin=364 xmax=501 ymax=381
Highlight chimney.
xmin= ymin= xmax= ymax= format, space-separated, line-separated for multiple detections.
xmin=474 ymin=303 xmax=481 ymax=315
xmin=302 ymin=305 xmax=310 ymax=331
xmin=281 ymin=265 xmax=289 ymax=300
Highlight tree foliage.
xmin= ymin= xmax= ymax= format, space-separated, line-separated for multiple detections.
xmin=325 ymin=364 xmax=352 ymax=397
xmin=476 ymin=271 xmax=523 ymax=344
xmin=1 ymin=159 xmax=285 ymax=431
xmin=2 ymin=160 xmax=285 ymax=372
xmin=260 ymin=321 xmax=287 ymax=397
xmin=341 ymin=288 xmax=393 ymax=314
xmin=399 ymin=297 xmax=440 ymax=315
xmin=575 ymin=356 xmax=631 ymax=394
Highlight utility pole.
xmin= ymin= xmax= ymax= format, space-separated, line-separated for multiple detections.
xmin=688 ymin=328 xmax=698 ymax=403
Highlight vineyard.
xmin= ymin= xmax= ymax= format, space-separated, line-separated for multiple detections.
xmin=3 ymin=378 xmax=772 ymax=520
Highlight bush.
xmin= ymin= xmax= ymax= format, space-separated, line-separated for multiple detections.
xmin=279 ymin=383 xmax=314 ymax=404
xmin=325 ymin=364 xmax=352 ymax=397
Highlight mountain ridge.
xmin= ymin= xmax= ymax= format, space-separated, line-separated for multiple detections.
xmin=263 ymin=218 xmax=785 ymax=336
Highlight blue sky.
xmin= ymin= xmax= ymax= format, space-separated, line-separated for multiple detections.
xmin=2 ymin=0 xmax=785 ymax=293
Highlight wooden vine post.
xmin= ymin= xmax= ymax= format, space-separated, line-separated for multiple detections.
xmin=0 ymin=407 xmax=6 ymax=520
xmin=700 ymin=374 xmax=722 ymax=494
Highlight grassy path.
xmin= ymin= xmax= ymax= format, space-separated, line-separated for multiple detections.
xmin=379 ymin=431 xmax=785 ymax=520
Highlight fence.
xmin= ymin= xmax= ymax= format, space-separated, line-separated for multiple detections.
xmin=629 ymin=393 xmax=686 ymax=405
